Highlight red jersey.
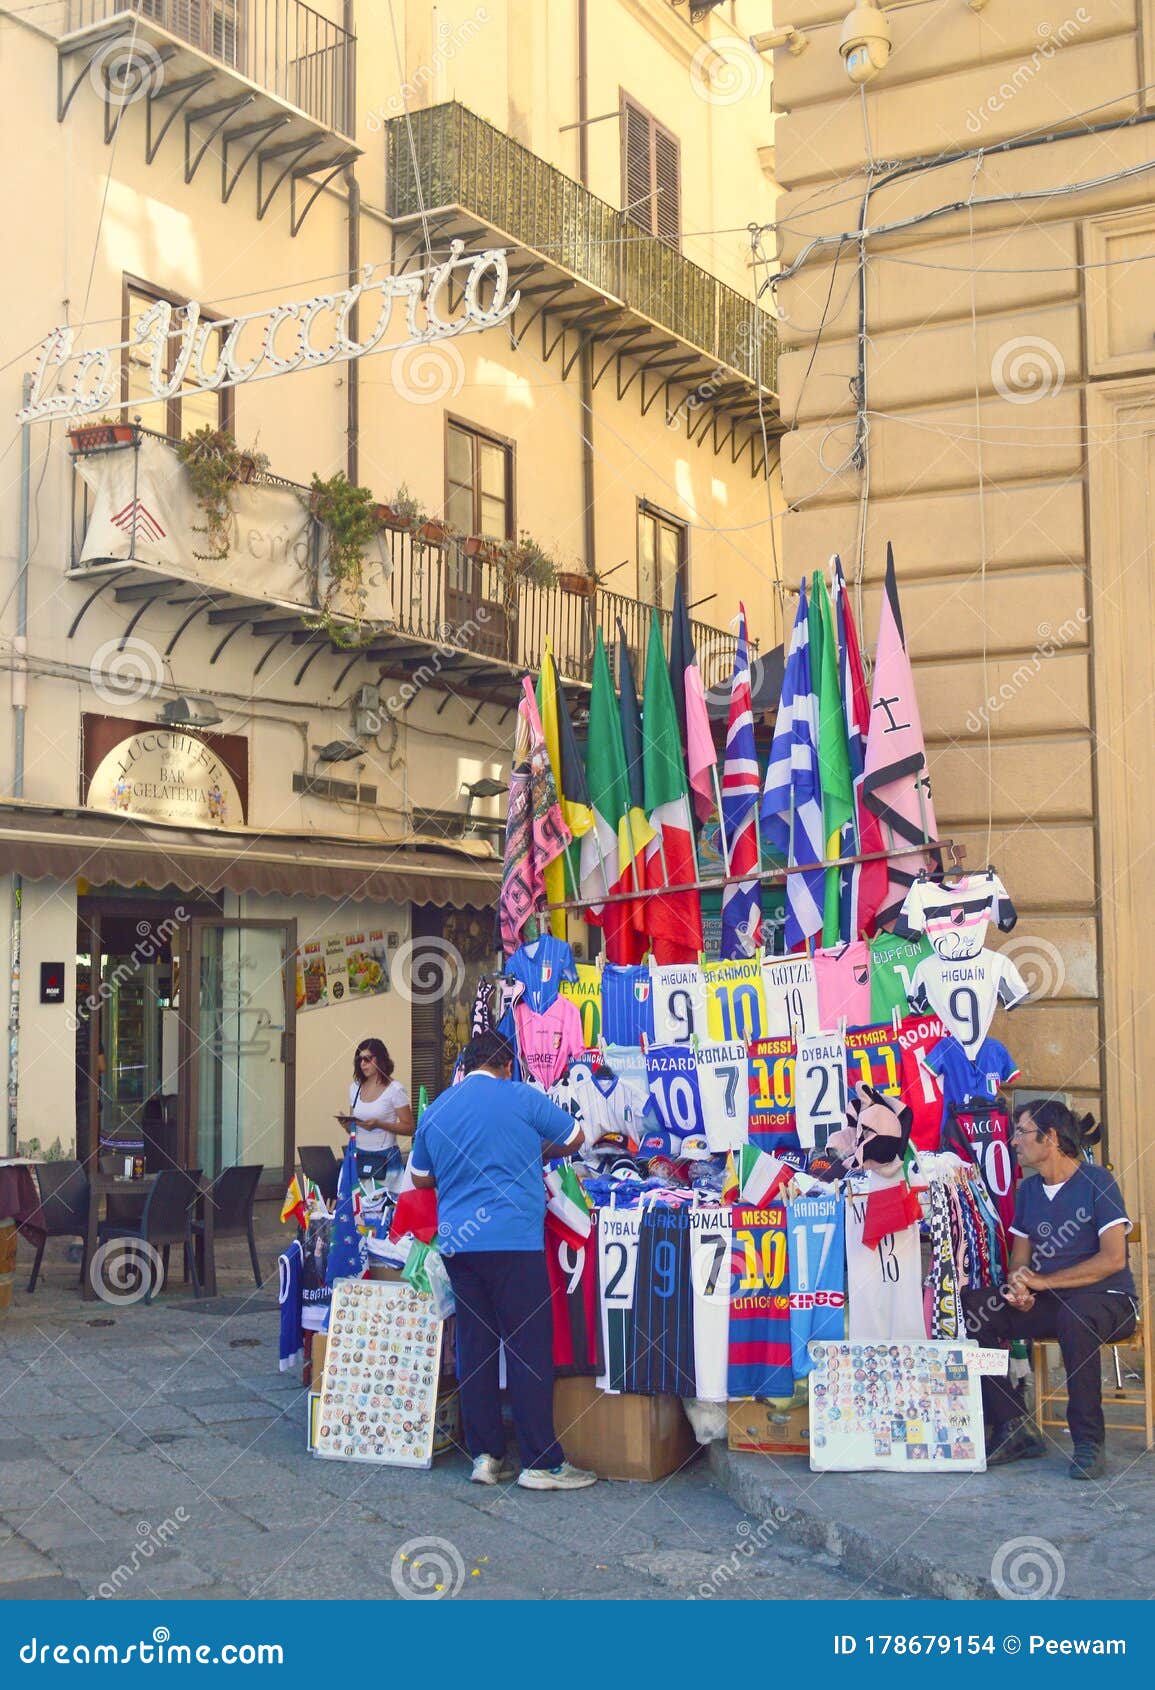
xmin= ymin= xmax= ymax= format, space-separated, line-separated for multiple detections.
xmin=545 ymin=1212 xmax=602 ymax=1376
xmin=895 ymin=1013 xmax=947 ymax=1151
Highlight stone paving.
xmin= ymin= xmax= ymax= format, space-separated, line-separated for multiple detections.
xmin=0 ymin=1207 xmax=894 ymax=1604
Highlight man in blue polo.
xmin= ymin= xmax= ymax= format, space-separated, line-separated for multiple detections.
xmin=409 ymin=1031 xmax=597 ymax=1491
xmin=963 ymin=1099 xmax=1137 ymax=1479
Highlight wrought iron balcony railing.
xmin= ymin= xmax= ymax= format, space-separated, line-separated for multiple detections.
xmin=60 ymin=0 xmax=355 ymax=134
xmin=385 ymin=102 xmax=778 ymax=397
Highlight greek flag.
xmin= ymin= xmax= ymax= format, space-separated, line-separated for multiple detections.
xmin=761 ymin=581 xmax=824 ymax=950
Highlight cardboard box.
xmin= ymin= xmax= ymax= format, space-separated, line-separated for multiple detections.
xmin=553 ymin=1377 xmax=698 ymax=1482
xmin=727 ymin=1398 xmax=810 ymax=1456
xmin=306 ymin=1391 xmax=320 ymax=1452
xmin=304 ymin=1330 xmax=326 ymax=1389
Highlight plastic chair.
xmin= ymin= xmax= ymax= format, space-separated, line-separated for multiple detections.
xmin=298 ymin=1145 xmax=340 ymax=1205
xmin=26 ymin=1161 xmax=90 ymax=1292
xmin=193 ymin=1164 xmax=264 ymax=1288
xmin=98 ymin=1167 xmax=203 ymax=1300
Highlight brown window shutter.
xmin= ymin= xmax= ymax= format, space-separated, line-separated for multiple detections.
xmin=622 ymin=99 xmax=655 ymax=233
xmin=653 ymin=126 xmax=681 ymax=249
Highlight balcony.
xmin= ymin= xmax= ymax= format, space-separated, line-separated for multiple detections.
xmin=384 ymin=103 xmax=779 ymax=460
xmin=66 ymin=430 xmax=748 ymax=706
xmin=53 ymin=2 xmax=358 ymax=229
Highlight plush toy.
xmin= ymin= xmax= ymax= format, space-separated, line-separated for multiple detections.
xmin=821 ymin=1082 xmax=913 ymax=1182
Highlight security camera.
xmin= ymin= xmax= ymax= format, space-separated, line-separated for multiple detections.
xmin=839 ymin=1 xmax=892 ymax=84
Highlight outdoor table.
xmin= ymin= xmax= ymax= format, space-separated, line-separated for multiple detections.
xmin=82 ymin=1170 xmax=216 ymax=1301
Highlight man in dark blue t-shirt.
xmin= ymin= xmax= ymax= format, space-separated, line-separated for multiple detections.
xmin=963 ymin=1099 xmax=1137 ymax=1480
xmin=410 ymin=1031 xmax=597 ymax=1492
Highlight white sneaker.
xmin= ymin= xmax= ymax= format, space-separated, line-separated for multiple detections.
xmin=470 ymin=1454 xmax=514 ymax=1485
xmin=516 ymin=1460 xmax=598 ymax=1491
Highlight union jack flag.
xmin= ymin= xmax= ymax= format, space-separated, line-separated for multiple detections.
xmin=721 ymin=603 xmax=762 ymax=957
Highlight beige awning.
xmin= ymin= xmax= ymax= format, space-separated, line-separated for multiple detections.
xmin=0 ymin=803 xmax=500 ymax=909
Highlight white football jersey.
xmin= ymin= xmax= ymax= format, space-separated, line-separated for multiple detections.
xmin=650 ymin=963 xmax=709 ymax=1046
xmin=845 ymin=1191 xmax=925 ymax=1340
xmin=910 ymin=948 xmax=1028 ymax=1058
xmin=596 ymin=1208 xmax=642 ymax=1395
xmin=761 ymin=955 xmax=820 ymax=1038
xmin=689 ymin=1208 xmax=733 ymax=1402
xmin=794 ymin=1032 xmax=848 ymax=1151
xmin=695 ymin=1041 xmax=751 ymax=1153
xmin=564 ymin=1062 xmax=648 ymax=1149
xmin=899 ymin=872 xmax=1016 ymax=961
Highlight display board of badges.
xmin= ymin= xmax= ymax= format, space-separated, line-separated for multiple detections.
xmin=808 ymin=1339 xmax=987 ymax=1473
xmin=313 ymin=1279 xmax=444 ymax=1469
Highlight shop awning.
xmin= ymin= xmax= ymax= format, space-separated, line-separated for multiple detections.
xmin=0 ymin=803 xmax=501 ymax=909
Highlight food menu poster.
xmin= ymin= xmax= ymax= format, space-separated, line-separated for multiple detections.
xmin=295 ymin=928 xmax=392 ymax=1011
xmin=313 ymin=1279 xmax=444 ymax=1469
xmin=808 ymin=1339 xmax=987 ymax=1473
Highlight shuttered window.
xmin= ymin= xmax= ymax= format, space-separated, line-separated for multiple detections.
xmin=620 ymin=94 xmax=681 ymax=249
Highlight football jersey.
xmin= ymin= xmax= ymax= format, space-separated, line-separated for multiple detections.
xmin=910 ymin=949 xmax=1029 ymax=1058
xmin=696 ymin=1041 xmax=751 ymax=1153
xmin=785 ymin=1191 xmax=846 ymax=1377
xmin=560 ymin=962 xmax=602 ymax=1047
xmin=869 ymin=931 xmax=934 ymax=1022
xmin=689 ymin=1208 xmax=733 ymax=1401
xmin=705 ymin=958 xmax=767 ymax=1044
xmin=794 ymin=1032 xmax=848 ymax=1151
xmin=504 ymin=935 xmax=578 ymax=1013
xmin=845 ymin=1023 xmax=905 ymax=1100
xmin=624 ymin=1206 xmax=696 ymax=1396
xmin=603 ymin=1043 xmax=649 ymax=1094
xmin=845 ymin=1191 xmax=925 ymax=1339
xmin=898 ymin=871 xmax=1017 ymax=961
xmin=813 ymin=941 xmax=871 ymax=1031
xmin=761 ymin=955 xmax=819 ymax=1038
xmin=601 ymin=964 xmax=655 ymax=1046
xmin=727 ymin=1204 xmax=793 ymax=1398
xmin=925 ymin=1035 xmax=1020 ymax=1113
xmin=895 ymin=1013 xmax=947 ymax=1152
xmin=564 ymin=1062 xmax=647 ymax=1150
xmin=949 ymin=1105 xmax=1018 ymax=1236
xmin=748 ymin=1035 xmax=801 ymax=1156
xmin=514 ymin=997 xmax=586 ymax=1090
xmin=644 ymin=1044 xmax=704 ymax=1139
xmin=595 ymin=1207 xmax=642 ymax=1394
xmin=545 ymin=1211 xmax=602 ymax=1376
xmin=651 ymin=963 xmax=709 ymax=1046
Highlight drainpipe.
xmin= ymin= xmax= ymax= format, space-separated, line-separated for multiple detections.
xmin=576 ymin=0 xmax=597 ymax=577
xmin=7 ymin=376 xmax=31 ymax=1154
xmin=344 ymin=1 xmax=360 ymax=484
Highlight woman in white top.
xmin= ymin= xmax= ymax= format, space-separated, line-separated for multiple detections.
xmin=342 ymin=1038 xmax=414 ymax=1187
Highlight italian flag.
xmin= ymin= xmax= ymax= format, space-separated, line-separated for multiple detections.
xmin=726 ymin=1145 xmax=792 ymax=1207
xmin=633 ymin=612 xmax=703 ymax=963
xmin=545 ymin=1163 xmax=592 ymax=1248
xmin=579 ymin=629 xmax=654 ymax=962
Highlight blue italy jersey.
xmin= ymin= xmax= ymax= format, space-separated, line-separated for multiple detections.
xmin=643 ymin=1043 xmax=704 ymax=1140
xmin=504 ymin=936 xmax=578 ymax=1014
xmin=785 ymin=1191 xmax=846 ymax=1378
xmin=601 ymin=964 xmax=655 ymax=1046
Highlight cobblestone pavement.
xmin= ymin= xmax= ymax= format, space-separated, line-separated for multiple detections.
xmin=0 ymin=1207 xmax=895 ymax=1603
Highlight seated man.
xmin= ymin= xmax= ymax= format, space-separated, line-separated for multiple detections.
xmin=962 ymin=1100 xmax=1138 ymax=1480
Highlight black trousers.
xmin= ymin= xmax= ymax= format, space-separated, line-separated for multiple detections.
xmin=444 ymin=1249 xmax=563 ymax=1471
xmin=962 ymin=1287 xmax=1137 ymax=1447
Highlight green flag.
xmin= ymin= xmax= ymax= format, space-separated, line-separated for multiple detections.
xmin=810 ymin=571 xmax=853 ymax=944
xmin=416 ymin=1084 xmax=429 ymax=1122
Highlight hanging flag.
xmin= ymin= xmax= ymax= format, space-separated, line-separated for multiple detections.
xmin=552 ymin=656 xmax=594 ymax=881
xmin=833 ymin=557 xmax=888 ymax=939
xmin=731 ymin=1144 xmax=793 ymax=1206
xmin=862 ymin=544 xmax=941 ymax=926
xmin=324 ymin=1138 xmax=365 ymax=1313
xmin=537 ymin=640 xmax=569 ymax=939
xmin=498 ymin=676 xmax=572 ymax=957
xmin=669 ymin=576 xmax=717 ymax=824
xmin=617 ymin=623 xmax=647 ymax=823
xmin=636 ymin=611 xmax=703 ymax=964
xmin=544 ymin=1162 xmax=592 ymax=1248
xmin=810 ymin=571 xmax=853 ymax=946
xmin=416 ymin=1083 xmax=430 ymax=1122
xmin=578 ymin=629 xmax=654 ymax=963
xmin=761 ymin=583 xmax=824 ymax=952
xmin=720 ymin=604 xmax=763 ymax=958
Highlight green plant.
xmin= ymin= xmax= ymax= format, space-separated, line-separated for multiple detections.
xmin=175 ymin=426 xmax=268 ymax=560
xmin=501 ymin=530 xmax=559 ymax=591
xmin=306 ymin=471 xmax=385 ymax=646
xmin=387 ymin=483 xmax=426 ymax=532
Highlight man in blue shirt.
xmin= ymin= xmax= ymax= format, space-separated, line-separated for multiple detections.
xmin=963 ymin=1099 xmax=1137 ymax=1480
xmin=409 ymin=1031 xmax=597 ymax=1491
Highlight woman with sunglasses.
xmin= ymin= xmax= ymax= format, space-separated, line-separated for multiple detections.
xmin=340 ymin=1039 xmax=414 ymax=1188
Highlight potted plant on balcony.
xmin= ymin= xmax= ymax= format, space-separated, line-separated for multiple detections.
xmin=501 ymin=531 xmax=559 ymax=592
xmin=175 ymin=426 xmax=269 ymax=560
xmin=556 ymin=565 xmax=599 ymax=600
xmin=305 ymin=470 xmax=385 ymax=646
xmin=464 ymin=534 xmax=504 ymax=563
xmin=67 ymin=416 xmax=140 ymax=453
